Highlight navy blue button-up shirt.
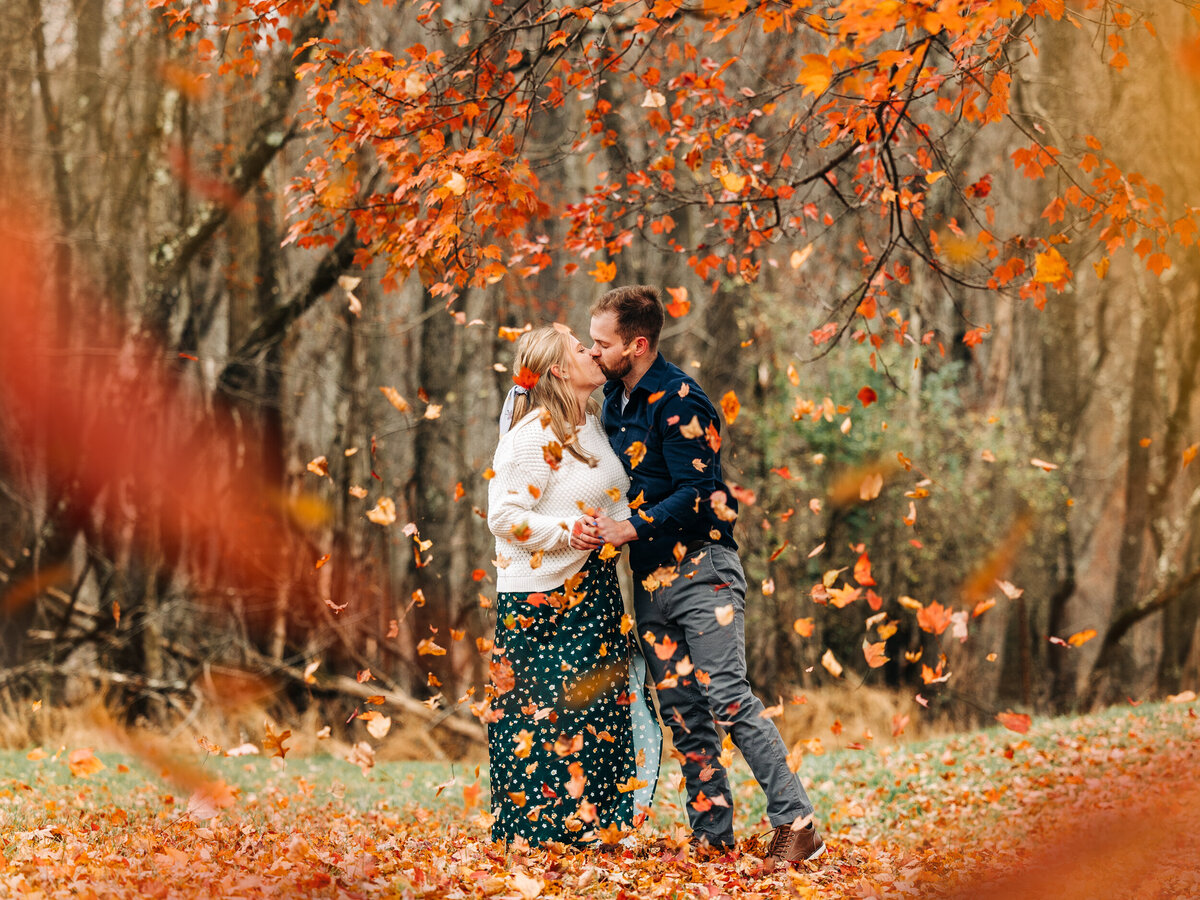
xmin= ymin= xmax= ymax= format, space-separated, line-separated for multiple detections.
xmin=601 ymin=353 xmax=738 ymax=574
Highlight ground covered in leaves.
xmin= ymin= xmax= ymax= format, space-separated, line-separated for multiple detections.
xmin=2 ymin=699 xmax=1198 ymax=899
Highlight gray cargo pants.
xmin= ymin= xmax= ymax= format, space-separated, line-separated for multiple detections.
xmin=634 ymin=543 xmax=814 ymax=847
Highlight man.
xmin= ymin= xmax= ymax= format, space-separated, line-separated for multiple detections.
xmin=586 ymin=285 xmax=825 ymax=866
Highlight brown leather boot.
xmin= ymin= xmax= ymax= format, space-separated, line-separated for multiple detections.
xmin=764 ymin=820 xmax=826 ymax=868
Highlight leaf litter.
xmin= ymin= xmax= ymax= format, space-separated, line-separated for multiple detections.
xmin=0 ymin=700 xmax=1197 ymax=898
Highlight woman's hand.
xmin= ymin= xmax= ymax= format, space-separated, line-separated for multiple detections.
xmin=569 ymin=516 xmax=603 ymax=551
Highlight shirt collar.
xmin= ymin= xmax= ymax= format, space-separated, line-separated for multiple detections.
xmin=603 ymin=352 xmax=669 ymax=399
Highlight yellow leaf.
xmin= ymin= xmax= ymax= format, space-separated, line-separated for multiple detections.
xmin=417 ymin=637 xmax=447 ymax=656
xmin=1033 ymin=246 xmax=1070 ymax=285
xmin=719 ymin=171 xmax=747 ymax=193
xmin=625 ymin=441 xmax=647 ymax=468
xmin=721 ymin=390 xmax=740 ymax=425
xmin=590 ymin=259 xmax=616 ymax=283
xmin=1067 ymin=628 xmax=1097 ymax=647
xmin=796 ymin=53 xmax=833 ymax=96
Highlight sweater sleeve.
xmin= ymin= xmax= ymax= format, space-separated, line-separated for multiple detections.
xmin=487 ymin=421 xmax=575 ymax=552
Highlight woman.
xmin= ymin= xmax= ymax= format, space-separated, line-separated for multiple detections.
xmin=486 ymin=324 xmax=660 ymax=847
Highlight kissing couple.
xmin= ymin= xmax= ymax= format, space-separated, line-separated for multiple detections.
xmin=486 ymin=285 xmax=824 ymax=866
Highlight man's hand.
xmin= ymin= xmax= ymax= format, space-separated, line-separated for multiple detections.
xmin=594 ymin=514 xmax=638 ymax=547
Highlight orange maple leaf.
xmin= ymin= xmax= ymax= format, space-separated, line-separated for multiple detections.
xmin=513 ymin=366 xmax=540 ymax=390
xmin=917 ymin=601 xmax=953 ymax=635
xmin=590 ymin=259 xmax=616 ymax=282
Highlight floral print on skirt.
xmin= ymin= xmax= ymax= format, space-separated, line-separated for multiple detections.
xmin=488 ymin=552 xmax=661 ymax=846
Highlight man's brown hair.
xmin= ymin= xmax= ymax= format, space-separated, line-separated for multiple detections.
xmin=590 ymin=285 xmax=664 ymax=349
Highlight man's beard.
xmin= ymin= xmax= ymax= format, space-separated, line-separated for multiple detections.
xmin=598 ymin=355 xmax=632 ymax=381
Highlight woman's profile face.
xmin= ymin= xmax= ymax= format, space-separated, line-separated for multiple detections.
xmin=559 ymin=332 xmax=606 ymax=391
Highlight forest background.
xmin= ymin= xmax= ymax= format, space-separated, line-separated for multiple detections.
xmin=2 ymin=0 xmax=1200 ymax=761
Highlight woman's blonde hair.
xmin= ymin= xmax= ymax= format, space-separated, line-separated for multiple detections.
xmin=508 ymin=324 xmax=599 ymax=465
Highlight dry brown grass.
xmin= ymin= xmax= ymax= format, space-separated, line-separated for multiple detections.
xmin=1 ymin=681 xmax=950 ymax=768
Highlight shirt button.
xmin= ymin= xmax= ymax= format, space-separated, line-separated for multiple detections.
xmin=621 ymin=427 xmax=626 ymax=432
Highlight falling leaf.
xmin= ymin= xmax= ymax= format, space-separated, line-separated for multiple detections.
xmin=67 ymin=748 xmax=105 ymax=778
xmin=793 ymin=617 xmax=814 ymax=637
xmin=554 ymin=733 xmax=584 ymax=757
xmin=306 ymin=456 xmax=330 ymax=477
xmin=417 ymin=638 xmax=447 ymax=656
xmin=625 ymin=441 xmax=647 ymax=468
xmin=641 ymin=89 xmax=666 ymax=108
xmin=654 ymin=635 xmax=679 ymax=660
xmin=790 ymin=243 xmax=814 ymax=269
xmin=1184 ymin=443 xmax=1199 ymax=468
xmin=513 ymin=730 xmax=534 ymax=759
xmin=853 ymin=551 xmax=875 ymax=586
xmin=720 ymin=390 xmax=741 ymax=425
xmin=821 ymin=649 xmax=843 ymax=677
xmin=679 ymin=416 xmax=703 ymax=438
xmin=828 ymin=584 xmax=862 ymax=608
xmin=995 ymin=579 xmax=1024 ymax=599
xmin=665 ymin=286 xmax=690 ymax=317
xmin=303 ymin=660 xmax=320 ymax=684
xmin=366 ymin=498 xmax=396 ymax=526
xmin=863 ymin=639 xmax=889 ymax=668
xmin=590 ymin=259 xmax=616 ymax=283
xmin=714 ymin=604 xmax=734 ymax=626
xmin=1067 ymin=628 xmax=1097 ymax=647
xmin=996 ymin=711 xmax=1031 ymax=734
xmin=365 ymin=715 xmax=392 ymax=739
xmin=917 ymin=601 xmax=953 ymax=635
xmin=187 ymin=779 xmax=236 ymax=820
xmin=1030 ymin=457 xmax=1059 ymax=471
xmin=263 ymin=723 xmax=291 ymax=759
xmin=859 ymin=471 xmax=884 ymax=500
xmin=379 ymin=386 xmax=409 ymax=412
xmin=857 ymin=385 xmax=877 ymax=407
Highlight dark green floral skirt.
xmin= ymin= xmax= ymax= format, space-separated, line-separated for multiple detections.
xmin=488 ymin=553 xmax=660 ymax=846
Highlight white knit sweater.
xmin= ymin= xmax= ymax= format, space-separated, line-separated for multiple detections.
xmin=488 ymin=411 xmax=631 ymax=592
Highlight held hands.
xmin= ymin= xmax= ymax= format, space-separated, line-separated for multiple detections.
xmin=593 ymin=513 xmax=637 ymax=548
xmin=570 ymin=516 xmax=603 ymax=551
xmin=569 ymin=514 xmax=638 ymax=551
